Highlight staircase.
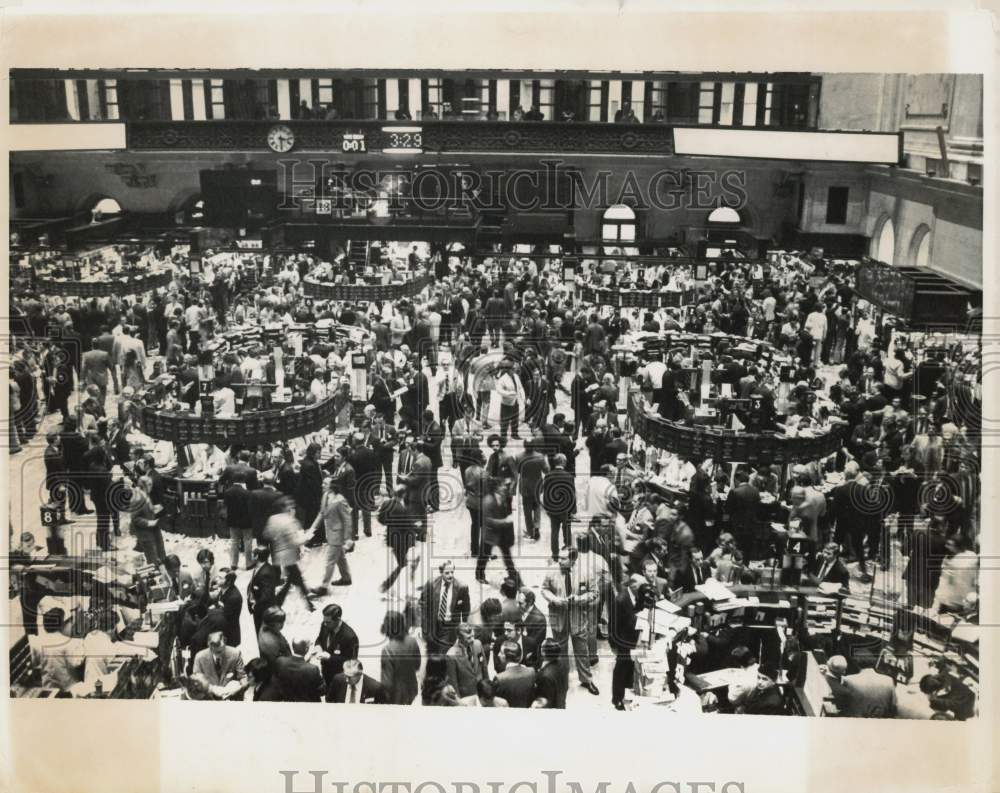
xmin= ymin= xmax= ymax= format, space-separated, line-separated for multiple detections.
xmin=348 ymin=239 xmax=369 ymax=270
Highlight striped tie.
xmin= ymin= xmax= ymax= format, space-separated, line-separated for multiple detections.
xmin=439 ymin=581 xmax=451 ymax=624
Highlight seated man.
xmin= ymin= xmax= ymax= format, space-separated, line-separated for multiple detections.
xmin=808 ymin=542 xmax=851 ymax=590
xmin=191 ymin=630 xmax=247 ymax=700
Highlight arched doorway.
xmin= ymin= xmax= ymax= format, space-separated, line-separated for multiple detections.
xmin=873 ymin=215 xmax=895 ymax=265
xmin=910 ymin=225 xmax=932 ymax=268
xmin=601 ymin=204 xmax=636 ymax=243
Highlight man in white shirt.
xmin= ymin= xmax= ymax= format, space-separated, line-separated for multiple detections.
xmin=804 ymin=303 xmax=828 ymax=368
xmin=727 ymin=645 xmax=764 ymax=711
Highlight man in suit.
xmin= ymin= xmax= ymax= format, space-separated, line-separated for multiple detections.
xmin=420 ymin=560 xmax=471 ymax=654
xmin=313 ymin=603 xmax=359 ymax=687
xmin=485 ymin=434 xmax=516 ymax=483
xmin=367 ymin=413 xmax=398 ymax=492
xmin=494 ymin=642 xmax=537 ymax=708
xmin=492 ymin=621 xmax=539 ymax=674
xmin=532 ymin=638 xmax=568 ymax=709
xmin=726 ymin=471 xmax=761 ymax=558
xmin=297 ymin=443 xmax=325 ymax=547
xmin=451 ymin=404 xmax=483 ymax=480
xmin=218 ymin=451 xmax=260 ymax=492
xmin=223 ymin=479 xmax=254 ymax=571
xmin=208 ymin=570 xmax=243 ymax=649
xmin=808 ymin=542 xmax=851 ymax=591
xmin=348 ymin=433 xmax=379 ymax=539
xmin=677 ymin=547 xmax=713 ymax=593
xmin=324 ymin=446 xmax=361 ymax=540
xmin=515 ymin=437 xmax=550 ymax=541
xmin=445 ymin=622 xmax=487 ymax=698
xmin=191 ymin=631 xmax=247 ymax=700
xmin=541 ymin=546 xmax=600 ymax=695
xmin=517 ymin=588 xmax=548 ymax=650
xmin=257 ymin=606 xmax=292 ymax=671
xmin=395 ymin=433 xmax=418 ymax=486
xmin=328 ymin=659 xmax=387 ymax=704
xmin=641 ymin=557 xmax=669 ymax=599
xmin=460 ymin=678 xmax=509 ymax=708
xmin=420 ymin=412 xmax=444 ymax=512
xmin=609 ymin=574 xmax=644 ymax=709
xmin=273 ymin=635 xmax=325 ymax=702
xmin=828 ymin=654 xmax=897 ymax=718
xmin=247 ymin=546 xmax=281 ymax=636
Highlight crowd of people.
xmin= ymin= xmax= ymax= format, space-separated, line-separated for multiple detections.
xmin=10 ymin=242 xmax=980 ymax=715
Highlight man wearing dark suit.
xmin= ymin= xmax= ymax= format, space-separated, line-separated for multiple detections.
xmin=609 ymin=574 xmax=644 ymax=709
xmin=533 ymin=639 xmax=568 ymax=709
xmin=726 ymin=472 xmax=761 ymax=555
xmin=518 ymin=588 xmax=548 ymax=650
xmin=494 ymin=642 xmax=537 ymax=708
xmin=541 ymin=454 xmax=576 ymax=562
xmin=420 ymin=412 xmax=444 ymax=512
xmin=485 ymin=434 xmax=517 ymax=483
xmin=210 ymin=571 xmax=243 ymax=649
xmin=808 ymin=542 xmax=851 ymax=590
xmin=368 ymin=414 xmax=397 ymax=491
xmin=218 ymin=455 xmax=260 ymax=492
xmin=247 ymin=547 xmax=281 ymax=636
xmin=191 ymin=631 xmax=247 ymax=700
xmin=677 ymin=547 xmax=713 ymax=593
xmin=514 ymin=438 xmax=550 ymax=541
xmin=257 ymin=606 xmax=292 ymax=671
xmin=297 ymin=444 xmax=325 ymax=546
xmin=492 ymin=621 xmax=539 ymax=673
xmin=273 ymin=637 xmax=325 ymax=702
xmin=327 ymin=659 xmax=387 ymax=704
xmin=223 ymin=480 xmax=254 ymax=571
xmin=313 ymin=603 xmax=359 ymax=687
xmin=420 ymin=561 xmax=471 ymax=654
xmin=348 ymin=435 xmax=379 ymax=538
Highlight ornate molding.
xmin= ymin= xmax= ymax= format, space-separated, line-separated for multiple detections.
xmin=104 ymin=162 xmax=158 ymax=188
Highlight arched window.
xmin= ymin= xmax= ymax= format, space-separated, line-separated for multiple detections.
xmin=602 ymin=204 xmax=636 ymax=243
xmin=910 ymin=225 xmax=932 ymax=268
xmin=873 ymin=215 xmax=895 ymax=265
xmin=88 ymin=196 xmax=122 ymax=224
xmin=707 ymin=206 xmax=741 ymax=225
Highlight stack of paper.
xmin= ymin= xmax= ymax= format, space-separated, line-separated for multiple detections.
xmin=695 ymin=580 xmax=736 ymax=601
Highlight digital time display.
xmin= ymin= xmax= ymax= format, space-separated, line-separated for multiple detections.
xmin=382 ymin=126 xmax=423 ymax=153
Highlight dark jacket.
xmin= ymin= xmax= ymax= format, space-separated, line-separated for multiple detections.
xmin=247 ymin=561 xmax=281 ymax=615
xmin=608 ymin=589 xmax=641 ymax=652
xmin=315 ymin=622 xmax=360 ymax=686
xmin=541 ymin=469 xmax=577 ymax=518
xmin=495 ymin=664 xmax=537 ymax=708
xmin=326 ymin=673 xmax=387 ymax=704
xmin=222 ymin=483 xmax=253 ymax=530
xmin=273 ymin=655 xmax=325 ymax=702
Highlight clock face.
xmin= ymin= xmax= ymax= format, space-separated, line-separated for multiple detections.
xmin=267 ymin=125 xmax=295 ymax=153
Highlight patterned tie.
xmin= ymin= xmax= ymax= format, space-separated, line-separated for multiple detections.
xmin=439 ymin=581 xmax=451 ymax=623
